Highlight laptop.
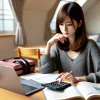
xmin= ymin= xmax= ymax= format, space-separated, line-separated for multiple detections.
xmin=0 ymin=64 xmax=44 ymax=95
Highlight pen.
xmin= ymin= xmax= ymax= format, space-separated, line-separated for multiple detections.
xmin=69 ymin=71 xmax=72 ymax=74
xmin=56 ymin=71 xmax=73 ymax=80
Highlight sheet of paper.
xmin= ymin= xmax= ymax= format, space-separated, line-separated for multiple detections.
xmin=21 ymin=73 xmax=59 ymax=84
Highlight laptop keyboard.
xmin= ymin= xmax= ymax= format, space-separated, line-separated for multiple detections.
xmin=22 ymin=84 xmax=38 ymax=93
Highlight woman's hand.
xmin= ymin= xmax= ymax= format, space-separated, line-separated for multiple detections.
xmin=45 ymin=33 xmax=66 ymax=55
xmin=57 ymin=72 xmax=87 ymax=84
xmin=47 ymin=33 xmax=67 ymax=46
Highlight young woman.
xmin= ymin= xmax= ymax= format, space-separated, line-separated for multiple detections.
xmin=39 ymin=2 xmax=100 ymax=83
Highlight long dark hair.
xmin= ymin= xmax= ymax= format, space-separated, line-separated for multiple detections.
xmin=56 ymin=2 xmax=88 ymax=51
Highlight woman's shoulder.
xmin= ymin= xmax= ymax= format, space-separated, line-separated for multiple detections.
xmin=86 ymin=39 xmax=99 ymax=48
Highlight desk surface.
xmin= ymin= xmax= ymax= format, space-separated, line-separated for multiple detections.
xmin=0 ymin=88 xmax=45 ymax=100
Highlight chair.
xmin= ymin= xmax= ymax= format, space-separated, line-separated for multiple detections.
xmin=16 ymin=46 xmax=41 ymax=66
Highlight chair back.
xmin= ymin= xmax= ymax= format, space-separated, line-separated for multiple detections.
xmin=16 ymin=46 xmax=40 ymax=60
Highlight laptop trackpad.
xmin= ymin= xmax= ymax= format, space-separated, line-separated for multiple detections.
xmin=19 ymin=78 xmax=44 ymax=88
xmin=22 ymin=84 xmax=38 ymax=93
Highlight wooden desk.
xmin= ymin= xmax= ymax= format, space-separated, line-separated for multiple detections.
xmin=0 ymin=88 xmax=45 ymax=100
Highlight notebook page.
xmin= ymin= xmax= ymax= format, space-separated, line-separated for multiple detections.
xmin=21 ymin=73 xmax=59 ymax=84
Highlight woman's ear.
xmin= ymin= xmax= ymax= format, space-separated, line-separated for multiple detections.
xmin=78 ymin=20 xmax=82 ymax=27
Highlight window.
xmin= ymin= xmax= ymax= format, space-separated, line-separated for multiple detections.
xmin=50 ymin=0 xmax=68 ymax=32
xmin=0 ymin=0 xmax=15 ymax=34
xmin=50 ymin=0 xmax=86 ymax=32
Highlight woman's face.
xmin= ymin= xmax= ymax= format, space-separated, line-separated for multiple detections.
xmin=59 ymin=16 xmax=78 ymax=39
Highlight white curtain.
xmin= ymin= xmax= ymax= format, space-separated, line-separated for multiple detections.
xmin=9 ymin=0 xmax=24 ymax=46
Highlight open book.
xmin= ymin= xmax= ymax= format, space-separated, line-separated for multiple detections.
xmin=43 ymin=82 xmax=100 ymax=100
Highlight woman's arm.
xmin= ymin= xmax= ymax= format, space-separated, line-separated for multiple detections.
xmin=39 ymin=44 xmax=59 ymax=73
xmin=39 ymin=33 xmax=66 ymax=73
xmin=85 ymin=40 xmax=100 ymax=83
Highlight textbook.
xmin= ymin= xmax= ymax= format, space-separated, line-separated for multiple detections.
xmin=43 ymin=82 xmax=100 ymax=100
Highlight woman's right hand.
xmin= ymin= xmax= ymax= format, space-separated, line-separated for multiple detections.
xmin=45 ymin=33 xmax=66 ymax=55
xmin=47 ymin=33 xmax=67 ymax=46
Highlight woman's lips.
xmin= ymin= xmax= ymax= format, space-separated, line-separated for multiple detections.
xmin=63 ymin=33 xmax=69 ymax=37
xmin=63 ymin=32 xmax=69 ymax=34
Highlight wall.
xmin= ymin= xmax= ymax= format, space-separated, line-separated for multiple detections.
xmin=0 ymin=36 xmax=16 ymax=59
xmin=84 ymin=0 xmax=100 ymax=34
xmin=22 ymin=0 xmax=59 ymax=46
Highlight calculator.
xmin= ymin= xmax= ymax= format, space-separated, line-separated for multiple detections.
xmin=42 ymin=81 xmax=71 ymax=91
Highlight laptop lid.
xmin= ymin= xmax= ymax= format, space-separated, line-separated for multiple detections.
xmin=0 ymin=64 xmax=44 ymax=95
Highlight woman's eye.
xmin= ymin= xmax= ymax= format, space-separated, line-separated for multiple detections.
xmin=59 ymin=23 xmax=72 ymax=26
xmin=59 ymin=23 xmax=63 ymax=25
xmin=66 ymin=24 xmax=72 ymax=26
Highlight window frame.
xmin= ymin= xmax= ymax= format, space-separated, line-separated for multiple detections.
xmin=0 ymin=0 xmax=16 ymax=35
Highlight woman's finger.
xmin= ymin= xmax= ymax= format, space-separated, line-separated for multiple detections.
xmin=58 ymin=73 xmax=69 ymax=82
xmin=59 ymin=36 xmax=65 ymax=43
xmin=55 ymin=33 xmax=66 ymax=43
xmin=57 ymin=72 xmax=65 ymax=79
xmin=59 ymin=73 xmax=73 ymax=82
xmin=66 ymin=76 xmax=73 ymax=82
xmin=58 ymin=74 xmax=65 ymax=82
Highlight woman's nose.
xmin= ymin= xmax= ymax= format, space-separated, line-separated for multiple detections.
xmin=63 ymin=24 xmax=68 ymax=31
